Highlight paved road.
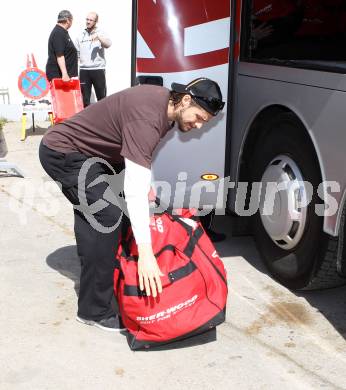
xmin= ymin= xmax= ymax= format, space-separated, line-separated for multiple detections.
xmin=1 ymin=122 xmax=346 ymax=390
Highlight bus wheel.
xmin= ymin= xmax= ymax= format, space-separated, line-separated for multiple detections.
xmin=251 ymin=113 xmax=346 ymax=290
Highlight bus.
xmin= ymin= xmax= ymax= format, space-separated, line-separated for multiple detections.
xmin=131 ymin=0 xmax=346 ymax=290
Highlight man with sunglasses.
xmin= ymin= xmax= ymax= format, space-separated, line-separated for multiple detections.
xmin=39 ymin=77 xmax=225 ymax=331
xmin=75 ymin=12 xmax=112 ymax=107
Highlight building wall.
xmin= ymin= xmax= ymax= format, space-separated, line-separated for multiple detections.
xmin=0 ymin=0 xmax=132 ymax=119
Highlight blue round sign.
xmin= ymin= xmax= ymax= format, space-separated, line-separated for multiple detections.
xmin=18 ymin=68 xmax=49 ymax=99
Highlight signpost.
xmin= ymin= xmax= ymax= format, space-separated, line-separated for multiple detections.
xmin=18 ymin=68 xmax=49 ymax=100
xmin=17 ymin=54 xmax=53 ymax=141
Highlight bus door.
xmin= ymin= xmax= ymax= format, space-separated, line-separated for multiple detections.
xmin=132 ymin=0 xmax=232 ymax=210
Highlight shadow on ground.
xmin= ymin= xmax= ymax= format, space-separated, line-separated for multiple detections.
xmin=46 ymin=245 xmax=80 ymax=296
xmin=135 ymin=329 xmax=217 ymax=352
xmin=25 ymin=125 xmax=50 ymax=137
xmin=213 ymin=214 xmax=346 ymax=341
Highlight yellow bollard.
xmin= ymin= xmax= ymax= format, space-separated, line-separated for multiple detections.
xmin=48 ymin=111 xmax=54 ymax=126
xmin=21 ymin=113 xmax=27 ymax=141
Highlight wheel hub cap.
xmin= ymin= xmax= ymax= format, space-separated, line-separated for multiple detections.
xmin=259 ymin=155 xmax=308 ymax=250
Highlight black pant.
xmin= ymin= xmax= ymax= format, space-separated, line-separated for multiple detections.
xmin=39 ymin=142 xmax=125 ymax=320
xmin=80 ymin=69 xmax=107 ymax=107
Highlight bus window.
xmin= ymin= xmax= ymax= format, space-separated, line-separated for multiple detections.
xmin=241 ymin=0 xmax=346 ymax=72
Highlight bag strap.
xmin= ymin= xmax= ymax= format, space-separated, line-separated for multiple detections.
xmin=155 ymin=244 xmax=176 ymax=258
xmin=120 ymin=244 xmax=176 ymax=262
xmin=123 ymin=259 xmax=197 ymax=296
xmin=183 ymin=226 xmax=204 ymax=258
xmin=168 ymin=260 xmax=197 ymax=283
xmin=170 ymin=216 xmax=205 ymax=257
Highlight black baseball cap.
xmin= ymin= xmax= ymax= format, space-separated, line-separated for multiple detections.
xmin=171 ymin=77 xmax=225 ymax=116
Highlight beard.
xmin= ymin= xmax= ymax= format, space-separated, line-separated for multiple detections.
xmin=176 ymin=108 xmax=190 ymax=132
xmin=177 ymin=119 xmax=186 ymax=132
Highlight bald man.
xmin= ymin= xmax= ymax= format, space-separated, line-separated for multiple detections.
xmin=75 ymin=12 xmax=112 ymax=107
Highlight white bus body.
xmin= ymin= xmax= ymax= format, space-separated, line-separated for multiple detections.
xmin=132 ymin=0 xmax=346 ymax=289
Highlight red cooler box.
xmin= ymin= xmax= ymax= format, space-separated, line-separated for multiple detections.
xmin=50 ymin=78 xmax=83 ymax=123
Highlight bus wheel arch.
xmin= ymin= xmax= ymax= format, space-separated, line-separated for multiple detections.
xmin=239 ymin=106 xmax=320 ymax=183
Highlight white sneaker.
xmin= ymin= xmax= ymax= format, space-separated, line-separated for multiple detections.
xmin=76 ymin=315 xmax=126 ymax=332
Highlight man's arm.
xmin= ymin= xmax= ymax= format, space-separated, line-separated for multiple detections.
xmin=74 ymin=37 xmax=80 ymax=60
xmin=124 ymin=158 xmax=163 ymax=297
xmin=92 ymin=32 xmax=112 ymax=48
xmin=52 ymin=32 xmax=70 ymax=81
xmin=56 ymin=55 xmax=70 ymax=81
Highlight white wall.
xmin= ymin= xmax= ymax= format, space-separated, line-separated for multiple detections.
xmin=0 ymin=0 xmax=132 ymax=118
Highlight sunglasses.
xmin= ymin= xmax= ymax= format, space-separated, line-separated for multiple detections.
xmin=191 ymin=95 xmax=225 ymax=114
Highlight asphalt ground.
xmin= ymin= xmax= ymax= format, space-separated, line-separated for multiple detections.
xmin=1 ymin=121 xmax=346 ymax=390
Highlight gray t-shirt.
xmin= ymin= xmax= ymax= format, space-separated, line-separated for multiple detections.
xmin=75 ymin=27 xmax=111 ymax=70
xmin=43 ymin=85 xmax=172 ymax=168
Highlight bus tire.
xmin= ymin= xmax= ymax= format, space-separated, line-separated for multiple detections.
xmin=251 ymin=112 xmax=346 ymax=290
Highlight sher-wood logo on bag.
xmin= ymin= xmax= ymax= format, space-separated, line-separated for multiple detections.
xmin=136 ymin=294 xmax=199 ymax=324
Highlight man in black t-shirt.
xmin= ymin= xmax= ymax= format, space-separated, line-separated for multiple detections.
xmin=46 ymin=10 xmax=78 ymax=82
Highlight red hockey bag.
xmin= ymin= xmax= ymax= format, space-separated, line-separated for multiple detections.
xmin=114 ymin=209 xmax=228 ymax=350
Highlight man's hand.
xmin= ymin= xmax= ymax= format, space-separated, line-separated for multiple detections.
xmin=62 ymin=73 xmax=71 ymax=82
xmin=137 ymin=243 xmax=163 ymax=297
xmin=56 ymin=55 xmax=70 ymax=82
xmin=91 ymin=33 xmax=99 ymax=42
xmin=91 ymin=34 xmax=112 ymax=48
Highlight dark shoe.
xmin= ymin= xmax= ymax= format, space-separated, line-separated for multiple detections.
xmin=206 ymin=229 xmax=226 ymax=243
xmin=76 ymin=315 xmax=126 ymax=332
